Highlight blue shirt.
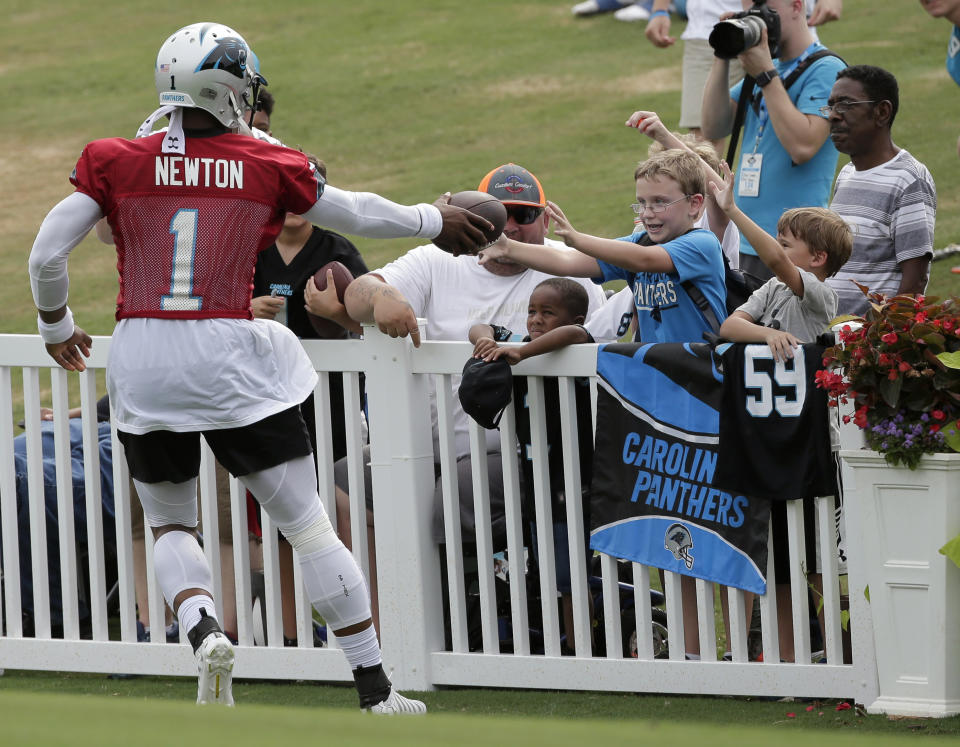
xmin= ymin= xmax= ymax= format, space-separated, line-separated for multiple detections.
xmin=595 ymin=228 xmax=726 ymax=344
xmin=948 ymin=25 xmax=960 ymax=86
xmin=729 ymin=45 xmax=846 ymax=256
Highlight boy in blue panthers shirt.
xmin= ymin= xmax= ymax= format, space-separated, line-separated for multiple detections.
xmin=480 ymin=149 xmax=726 ymax=344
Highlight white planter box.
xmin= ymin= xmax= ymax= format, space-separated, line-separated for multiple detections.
xmin=841 ymin=450 xmax=960 ymax=718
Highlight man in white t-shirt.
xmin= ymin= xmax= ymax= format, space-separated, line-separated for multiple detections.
xmin=329 ymin=164 xmax=608 ymax=630
xmin=825 ymin=65 xmax=936 ymax=315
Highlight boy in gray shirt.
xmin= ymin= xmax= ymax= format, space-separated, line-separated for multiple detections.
xmin=711 ymin=164 xmax=853 ymax=360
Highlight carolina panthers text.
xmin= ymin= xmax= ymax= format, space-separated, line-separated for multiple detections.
xmin=622 ymin=433 xmax=747 ymax=528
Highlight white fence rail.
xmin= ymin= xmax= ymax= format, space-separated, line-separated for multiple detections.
xmin=0 ymin=327 xmax=879 ymax=703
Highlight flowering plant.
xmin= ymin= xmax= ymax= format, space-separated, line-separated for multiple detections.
xmin=816 ymin=289 xmax=960 ymax=469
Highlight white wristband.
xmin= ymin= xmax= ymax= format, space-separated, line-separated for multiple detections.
xmin=38 ymin=307 xmax=75 ymax=344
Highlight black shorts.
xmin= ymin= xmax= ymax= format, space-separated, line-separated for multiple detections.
xmin=118 ymin=405 xmax=313 ymax=484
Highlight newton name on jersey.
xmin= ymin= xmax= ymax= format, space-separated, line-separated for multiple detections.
xmin=155 ymin=155 xmax=243 ymax=189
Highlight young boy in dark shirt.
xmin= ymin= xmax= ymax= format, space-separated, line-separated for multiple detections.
xmin=468 ymin=278 xmax=595 ymax=653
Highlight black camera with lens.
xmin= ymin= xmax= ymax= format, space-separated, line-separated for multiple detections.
xmin=708 ymin=0 xmax=781 ymax=60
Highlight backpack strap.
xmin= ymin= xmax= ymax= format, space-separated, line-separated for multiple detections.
xmin=635 ymin=229 xmax=722 ymax=335
xmin=781 ymin=48 xmax=844 ymax=92
xmin=682 ymin=279 xmax=722 ymax=335
xmin=726 ymin=76 xmax=756 ymax=167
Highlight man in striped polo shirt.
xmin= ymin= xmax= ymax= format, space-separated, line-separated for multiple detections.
xmin=825 ymin=65 xmax=937 ymax=316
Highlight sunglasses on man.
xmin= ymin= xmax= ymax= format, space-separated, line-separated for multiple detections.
xmin=505 ymin=205 xmax=545 ymax=225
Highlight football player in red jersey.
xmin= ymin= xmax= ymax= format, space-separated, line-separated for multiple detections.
xmin=28 ymin=22 xmax=489 ymax=714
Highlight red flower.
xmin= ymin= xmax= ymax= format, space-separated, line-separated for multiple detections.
xmin=931 ymin=424 xmax=941 ymax=433
xmin=881 ymin=332 xmax=898 ymax=344
xmin=898 ymin=361 xmax=911 ymax=372
xmin=836 ymin=702 xmax=852 ymax=711
xmin=887 ymin=369 xmax=898 ymax=380
xmin=842 ymin=415 xmax=851 ymax=424
xmin=933 ymin=410 xmax=945 ymax=421
xmin=914 ymin=311 xmax=928 ymax=323
xmin=854 ymin=406 xmax=868 ymax=428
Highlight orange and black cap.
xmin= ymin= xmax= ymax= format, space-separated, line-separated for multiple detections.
xmin=477 ymin=163 xmax=545 ymax=207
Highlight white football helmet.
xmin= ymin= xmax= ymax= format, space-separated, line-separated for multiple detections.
xmin=154 ymin=22 xmax=266 ymax=128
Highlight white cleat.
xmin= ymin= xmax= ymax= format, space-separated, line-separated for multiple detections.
xmin=196 ymin=632 xmax=235 ymax=706
xmin=363 ymin=688 xmax=427 ymax=715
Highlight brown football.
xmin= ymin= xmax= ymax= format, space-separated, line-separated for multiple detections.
xmin=307 ymin=260 xmax=354 ymax=338
xmin=446 ymin=190 xmax=508 ymax=246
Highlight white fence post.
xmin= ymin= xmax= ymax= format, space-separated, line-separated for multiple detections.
xmin=362 ymin=322 xmax=443 ymax=691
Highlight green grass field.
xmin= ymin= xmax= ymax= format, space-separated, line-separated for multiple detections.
xmin=3 ymin=688 xmax=952 ymax=747
xmin=1 ymin=671 xmax=959 ymax=744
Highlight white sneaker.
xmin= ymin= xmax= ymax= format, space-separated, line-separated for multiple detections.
xmin=571 ymin=0 xmax=632 ymax=15
xmin=614 ymin=3 xmax=652 ymax=21
xmin=196 ymin=632 xmax=235 ymax=706
xmin=364 ymin=688 xmax=427 ymax=715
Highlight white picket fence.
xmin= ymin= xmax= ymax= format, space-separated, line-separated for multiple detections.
xmin=0 ymin=326 xmax=879 ymax=703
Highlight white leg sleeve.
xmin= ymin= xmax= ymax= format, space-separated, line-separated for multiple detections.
xmin=240 ymin=455 xmax=371 ymax=631
xmin=298 ymin=544 xmax=372 ymax=631
xmin=238 ymin=455 xmax=322 ymax=535
xmin=133 ymin=478 xmax=199 ymax=528
xmin=154 ymin=530 xmax=214 ymax=603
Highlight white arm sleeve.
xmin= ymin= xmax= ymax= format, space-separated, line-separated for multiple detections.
xmin=29 ymin=192 xmax=103 ymax=311
xmin=300 ymin=184 xmax=442 ymax=240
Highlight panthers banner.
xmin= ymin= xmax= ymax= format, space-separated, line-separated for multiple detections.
xmin=589 ymin=342 xmax=769 ymax=594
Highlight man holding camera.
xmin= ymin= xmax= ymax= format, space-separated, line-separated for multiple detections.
xmin=701 ymin=0 xmax=847 ymax=280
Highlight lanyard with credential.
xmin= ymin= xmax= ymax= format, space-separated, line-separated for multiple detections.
xmin=751 ymin=42 xmax=821 ymax=153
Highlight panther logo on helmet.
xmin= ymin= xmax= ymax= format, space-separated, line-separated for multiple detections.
xmin=195 ymin=37 xmax=248 ymax=80
xmin=664 ymin=523 xmax=694 ymax=570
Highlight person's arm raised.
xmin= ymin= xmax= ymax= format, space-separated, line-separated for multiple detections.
xmin=700 ymin=57 xmax=737 ymax=141
xmin=738 ymin=27 xmax=830 ymax=165
xmin=711 ymin=162 xmax=803 ymax=296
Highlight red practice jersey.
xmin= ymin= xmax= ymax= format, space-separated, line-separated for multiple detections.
xmin=70 ymin=132 xmax=324 ymax=320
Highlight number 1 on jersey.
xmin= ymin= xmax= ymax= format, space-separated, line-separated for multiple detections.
xmin=161 ymin=208 xmax=203 ymax=311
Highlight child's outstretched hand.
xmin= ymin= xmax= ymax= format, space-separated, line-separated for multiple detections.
xmin=477 ymin=233 xmax=509 ymax=266
xmin=626 ymin=110 xmax=669 ymax=144
xmin=546 ymin=200 xmax=580 ymax=247
xmin=709 ymin=161 xmax=737 ymax=214
xmin=472 ymin=336 xmax=500 ymax=360
xmin=763 ymin=327 xmax=802 ymax=363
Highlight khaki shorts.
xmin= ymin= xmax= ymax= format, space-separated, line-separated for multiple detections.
xmin=680 ymin=38 xmax=745 ymax=131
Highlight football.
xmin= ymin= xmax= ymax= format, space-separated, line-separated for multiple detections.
xmin=307 ymin=260 xmax=355 ymax=338
xmin=445 ymin=190 xmax=508 ymax=247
